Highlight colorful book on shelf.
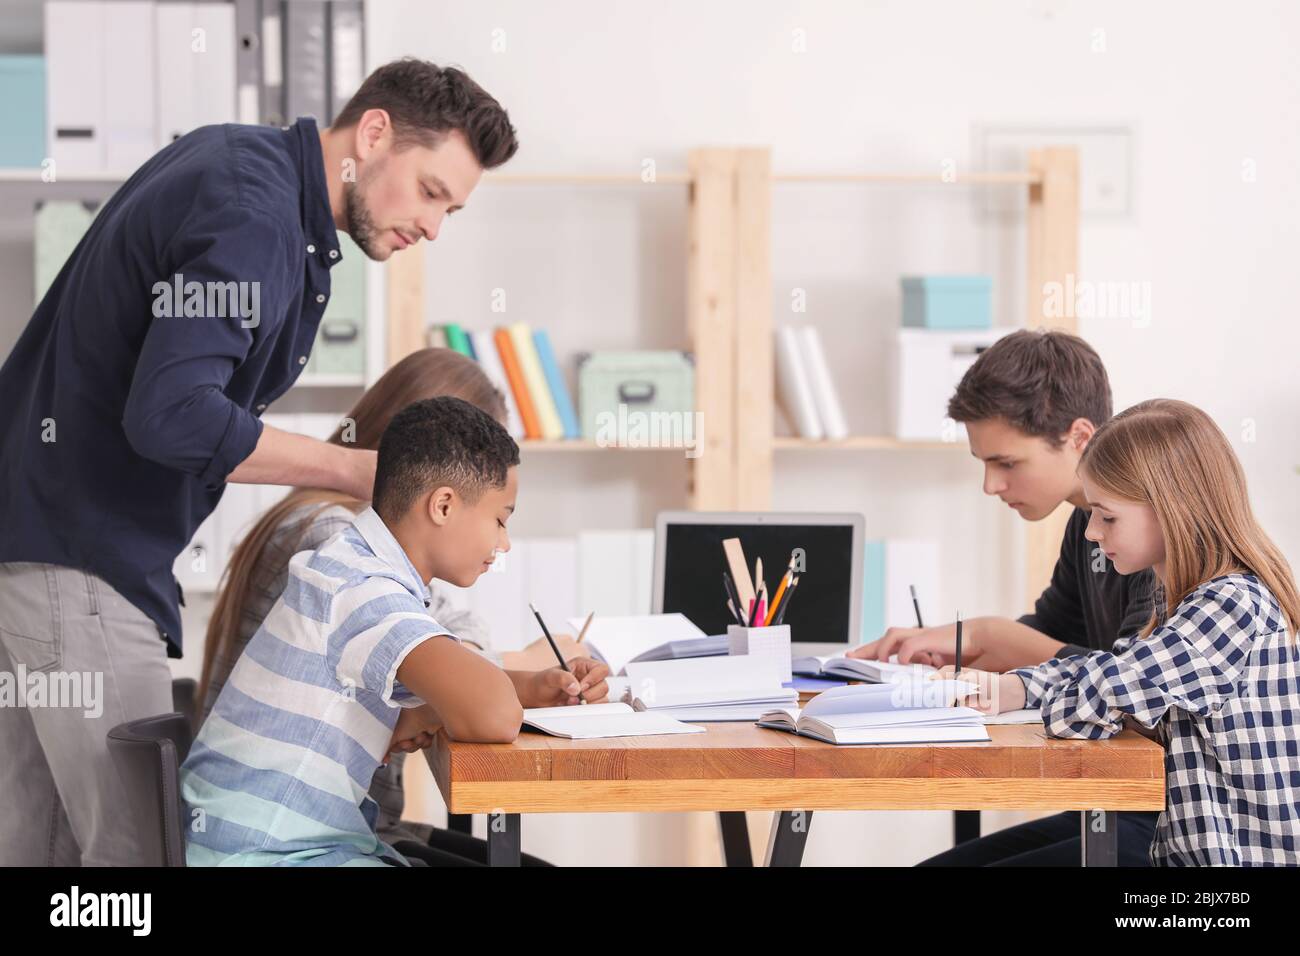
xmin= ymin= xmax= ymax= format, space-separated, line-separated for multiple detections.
xmin=774 ymin=326 xmax=824 ymax=439
xmin=442 ymin=322 xmax=474 ymax=358
xmin=507 ymin=322 xmax=564 ymax=440
xmin=532 ymin=329 xmax=581 ymax=439
xmin=469 ymin=328 xmax=525 ymax=439
xmin=493 ymin=327 xmax=543 ymax=440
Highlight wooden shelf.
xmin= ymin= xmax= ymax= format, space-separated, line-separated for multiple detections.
xmin=517 ymin=439 xmax=688 ymax=452
xmin=773 ymin=436 xmax=965 ymax=451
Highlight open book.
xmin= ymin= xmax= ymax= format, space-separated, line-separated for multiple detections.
xmin=568 ymin=614 xmax=726 ymax=675
xmin=626 ymin=655 xmax=797 ymax=722
xmin=793 ymin=653 xmax=938 ymax=684
xmin=757 ymin=680 xmax=990 ymax=745
xmin=522 ymin=702 xmax=705 ymax=739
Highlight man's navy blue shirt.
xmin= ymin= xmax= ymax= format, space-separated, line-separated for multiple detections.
xmin=0 ymin=118 xmax=342 ymax=655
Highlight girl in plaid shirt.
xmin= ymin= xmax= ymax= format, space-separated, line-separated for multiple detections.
xmin=950 ymin=399 xmax=1300 ymax=865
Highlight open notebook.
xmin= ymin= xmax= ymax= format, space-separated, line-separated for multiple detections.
xmin=757 ymin=680 xmax=991 ymax=745
xmin=626 ymin=655 xmax=797 ymax=722
xmin=521 ymin=702 xmax=705 ymax=739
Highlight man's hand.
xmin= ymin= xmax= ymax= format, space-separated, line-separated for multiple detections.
xmin=384 ymin=703 xmax=441 ymax=764
xmin=930 ymin=666 xmax=1026 ymax=716
xmin=523 ymin=659 xmax=610 ymax=708
xmin=848 ymin=623 xmax=983 ymax=668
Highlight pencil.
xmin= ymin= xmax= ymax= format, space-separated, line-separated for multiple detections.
xmin=529 ymin=602 xmax=586 ymax=704
xmin=909 ymin=584 xmax=924 ymax=628
xmin=773 ymin=574 xmax=799 ymax=625
xmin=575 ymin=610 xmax=595 ymax=644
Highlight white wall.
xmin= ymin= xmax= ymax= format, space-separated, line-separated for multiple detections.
xmin=359 ymin=0 xmax=1300 ymax=866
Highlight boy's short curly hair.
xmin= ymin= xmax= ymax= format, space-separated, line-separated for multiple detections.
xmin=373 ymin=396 xmax=519 ymax=521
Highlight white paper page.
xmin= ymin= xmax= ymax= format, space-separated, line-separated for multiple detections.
xmin=801 ymin=679 xmax=978 ymax=718
xmin=568 ymin=613 xmax=705 ymax=674
xmin=625 ymin=654 xmax=788 ymax=708
xmin=983 ymin=708 xmax=1043 ymax=725
xmin=522 ymin=703 xmax=705 ymax=739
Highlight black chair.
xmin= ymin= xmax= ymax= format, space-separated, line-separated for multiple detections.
xmin=171 ymin=677 xmax=198 ymax=732
xmin=105 ymin=712 xmax=193 ymax=867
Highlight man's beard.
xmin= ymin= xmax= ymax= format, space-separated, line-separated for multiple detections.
xmin=343 ymin=174 xmax=386 ymax=260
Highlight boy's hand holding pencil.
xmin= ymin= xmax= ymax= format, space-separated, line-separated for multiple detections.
xmin=526 ymin=658 xmax=610 ymax=707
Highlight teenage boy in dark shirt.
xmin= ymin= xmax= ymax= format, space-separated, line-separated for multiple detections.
xmin=851 ymin=329 xmax=1157 ymax=866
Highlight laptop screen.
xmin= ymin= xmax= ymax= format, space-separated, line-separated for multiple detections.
xmin=658 ymin=518 xmax=859 ymax=646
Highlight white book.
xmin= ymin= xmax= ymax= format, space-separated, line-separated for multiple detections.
xmin=626 ymin=655 xmax=797 ymax=722
xmin=568 ymin=613 xmax=707 ymax=676
xmin=984 ymin=708 xmax=1043 ymax=725
xmin=794 ymin=653 xmax=937 ymax=684
xmin=798 ymin=326 xmax=849 ymax=440
xmin=469 ymin=329 xmax=525 ymax=439
xmin=521 ymin=702 xmax=705 ymax=739
xmin=774 ymin=326 xmax=823 ymax=439
xmin=758 ymin=680 xmax=988 ymax=745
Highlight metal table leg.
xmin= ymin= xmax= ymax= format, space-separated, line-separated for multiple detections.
xmin=487 ymin=812 xmax=521 ymax=867
xmin=1081 ymin=809 xmax=1118 ymax=866
xmin=717 ymin=811 xmax=754 ymax=866
xmin=953 ymin=810 xmax=981 ymax=845
xmin=764 ymin=810 xmax=812 ymax=867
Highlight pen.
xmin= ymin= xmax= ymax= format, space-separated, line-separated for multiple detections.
xmin=952 ymin=610 xmax=963 ymax=708
xmin=909 ymin=584 xmax=924 ymax=628
xmin=773 ymin=574 xmax=799 ymax=625
xmin=529 ymin=603 xmax=586 ymax=704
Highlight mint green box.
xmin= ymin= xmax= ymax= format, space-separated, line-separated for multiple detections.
xmin=35 ymin=201 xmax=96 ymax=305
xmin=576 ymin=351 xmax=695 ymax=442
xmin=308 ymin=233 xmax=366 ymax=378
xmin=0 ymin=56 xmax=45 ymax=168
xmin=901 ymin=275 xmax=992 ymax=330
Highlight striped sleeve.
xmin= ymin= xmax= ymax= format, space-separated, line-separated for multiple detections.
xmin=328 ymin=582 xmax=457 ymax=705
xmin=1019 ymin=581 xmax=1256 ymax=739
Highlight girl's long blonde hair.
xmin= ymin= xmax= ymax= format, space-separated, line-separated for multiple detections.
xmin=1079 ymin=398 xmax=1299 ymax=639
xmin=195 ymin=348 xmax=507 ymax=709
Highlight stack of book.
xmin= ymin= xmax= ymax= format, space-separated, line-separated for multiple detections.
xmin=774 ymin=325 xmax=848 ymax=440
xmin=427 ymin=322 xmax=580 ymax=442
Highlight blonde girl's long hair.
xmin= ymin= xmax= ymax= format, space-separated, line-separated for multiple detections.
xmin=1078 ymin=398 xmax=1299 ymax=639
xmin=195 ymin=348 xmax=508 ymax=709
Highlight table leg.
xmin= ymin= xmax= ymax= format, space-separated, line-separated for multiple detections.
xmin=487 ymin=812 xmax=521 ymax=867
xmin=953 ymin=810 xmax=981 ymax=845
xmin=446 ymin=813 xmax=473 ymax=835
xmin=716 ymin=811 xmax=753 ymax=866
xmin=1081 ymin=809 xmax=1118 ymax=866
xmin=764 ymin=810 xmax=812 ymax=867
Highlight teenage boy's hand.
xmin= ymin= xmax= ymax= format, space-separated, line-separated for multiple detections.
xmin=384 ymin=703 xmax=442 ymax=764
xmin=849 ymin=624 xmax=983 ymax=668
xmin=527 ymin=659 xmax=611 ymax=707
xmin=930 ymin=666 xmax=1026 ymax=715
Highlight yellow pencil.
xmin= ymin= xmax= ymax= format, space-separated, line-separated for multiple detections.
xmin=575 ymin=610 xmax=595 ymax=644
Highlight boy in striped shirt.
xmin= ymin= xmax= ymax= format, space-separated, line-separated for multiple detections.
xmin=181 ymin=397 xmax=608 ymax=866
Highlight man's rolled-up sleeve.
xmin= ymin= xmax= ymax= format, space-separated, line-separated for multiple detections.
xmin=122 ymin=205 xmax=293 ymax=488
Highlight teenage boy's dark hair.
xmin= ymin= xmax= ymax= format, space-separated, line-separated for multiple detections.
xmin=333 ymin=59 xmax=519 ymax=169
xmin=373 ymin=397 xmax=520 ymax=521
xmin=947 ymin=329 xmax=1112 ymax=447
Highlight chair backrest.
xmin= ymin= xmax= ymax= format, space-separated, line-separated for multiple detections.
xmin=171 ymin=677 xmax=198 ymax=731
xmin=106 ymin=712 xmax=194 ymax=867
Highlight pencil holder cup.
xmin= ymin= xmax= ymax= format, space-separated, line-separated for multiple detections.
xmin=727 ymin=624 xmax=792 ymax=682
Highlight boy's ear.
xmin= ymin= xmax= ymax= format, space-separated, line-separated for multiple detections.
xmin=425 ymin=486 xmax=458 ymax=527
xmin=1066 ymin=417 xmax=1097 ymax=452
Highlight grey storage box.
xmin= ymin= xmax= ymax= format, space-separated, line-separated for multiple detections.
xmin=577 ymin=350 xmax=695 ymax=443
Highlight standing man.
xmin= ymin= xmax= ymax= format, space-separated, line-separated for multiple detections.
xmin=0 ymin=59 xmax=518 ymax=865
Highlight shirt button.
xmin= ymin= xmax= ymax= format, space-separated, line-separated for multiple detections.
xmin=256 ymin=403 xmax=267 ymax=412
xmin=316 ymin=293 xmax=326 ymax=303
xmin=306 ymin=243 xmax=316 ymax=254
xmin=328 ymin=249 xmax=339 ymax=259
xmin=298 ymin=356 xmax=307 ymax=365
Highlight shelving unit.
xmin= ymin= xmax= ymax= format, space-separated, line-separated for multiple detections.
xmin=385 ymin=145 xmax=1081 ymax=609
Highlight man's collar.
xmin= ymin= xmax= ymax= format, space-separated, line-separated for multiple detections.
xmin=351 ymin=507 xmax=433 ymax=605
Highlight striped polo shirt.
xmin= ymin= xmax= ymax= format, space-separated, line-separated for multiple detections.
xmin=181 ymin=507 xmax=455 ymax=866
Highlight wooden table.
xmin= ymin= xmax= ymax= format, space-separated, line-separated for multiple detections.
xmin=425 ymin=723 xmax=1165 ymax=866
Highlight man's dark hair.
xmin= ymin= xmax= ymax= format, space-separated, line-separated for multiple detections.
xmin=373 ymin=396 xmax=520 ymax=521
xmin=946 ymin=329 xmax=1112 ymax=446
xmin=334 ymin=59 xmax=519 ymax=169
